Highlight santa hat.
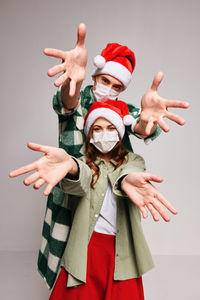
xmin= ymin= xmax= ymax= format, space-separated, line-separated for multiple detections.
xmin=92 ymin=43 xmax=136 ymax=89
xmin=84 ymin=99 xmax=136 ymax=138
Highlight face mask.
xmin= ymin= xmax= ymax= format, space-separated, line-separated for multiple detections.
xmin=90 ymin=130 xmax=119 ymax=153
xmin=93 ymin=82 xmax=120 ymax=102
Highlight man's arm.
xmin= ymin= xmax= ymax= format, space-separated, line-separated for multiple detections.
xmin=134 ymin=72 xmax=189 ymax=137
xmin=44 ymin=23 xmax=88 ymax=110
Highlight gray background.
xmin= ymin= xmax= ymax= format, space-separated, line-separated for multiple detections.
xmin=1 ymin=0 xmax=200 ymax=299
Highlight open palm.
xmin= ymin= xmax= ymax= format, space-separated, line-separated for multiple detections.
xmin=140 ymin=72 xmax=189 ymax=135
xmin=44 ymin=23 xmax=88 ymax=96
xmin=121 ymin=172 xmax=178 ymax=222
xmin=9 ymin=143 xmax=75 ymax=196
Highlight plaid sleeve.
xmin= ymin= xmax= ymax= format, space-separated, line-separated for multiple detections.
xmin=37 ymin=191 xmax=71 ymax=289
xmin=37 ymin=88 xmax=90 ymax=289
xmin=53 ymin=87 xmax=80 ymax=116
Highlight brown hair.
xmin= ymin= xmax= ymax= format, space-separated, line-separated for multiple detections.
xmin=85 ymin=127 xmax=128 ymax=188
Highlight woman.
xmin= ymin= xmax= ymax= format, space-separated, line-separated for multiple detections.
xmin=9 ymin=100 xmax=177 ymax=300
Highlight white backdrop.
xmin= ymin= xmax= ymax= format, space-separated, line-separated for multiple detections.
xmin=1 ymin=0 xmax=200 ymax=256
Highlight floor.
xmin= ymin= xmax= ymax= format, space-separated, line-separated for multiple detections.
xmin=0 ymin=252 xmax=199 ymax=300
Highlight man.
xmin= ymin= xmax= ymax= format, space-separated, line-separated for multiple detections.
xmin=44 ymin=23 xmax=188 ymax=139
xmin=38 ymin=23 xmax=188 ymax=289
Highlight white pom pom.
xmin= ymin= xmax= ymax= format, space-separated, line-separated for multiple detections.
xmin=93 ymin=55 xmax=106 ymax=69
xmin=123 ymin=115 xmax=134 ymax=126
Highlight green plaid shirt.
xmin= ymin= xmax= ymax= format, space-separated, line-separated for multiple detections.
xmin=37 ymin=85 xmax=161 ymax=289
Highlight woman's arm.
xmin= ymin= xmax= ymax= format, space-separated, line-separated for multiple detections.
xmin=111 ymin=153 xmax=177 ymax=222
xmin=9 ymin=142 xmax=79 ymax=196
xmin=60 ymin=157 xmax=92 ymax=197
xmin=121 ymin=172 xmax=177 ymax=222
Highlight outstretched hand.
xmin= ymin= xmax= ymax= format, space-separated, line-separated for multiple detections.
xmin=137 ymin=72 xmax=189 ymax=136
xmin=121 ymin=172 xmax=178 ymax=222
xmin=44 ymin=23 xmax=88 ymax=96
xmin=9 ymin=143 xmax=78 ymax=196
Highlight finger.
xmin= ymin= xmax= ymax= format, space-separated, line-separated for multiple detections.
xmin=143 ymin=173 xmax=163 ymax=183
xmin=165 ymin=111 xmax=185 ymax=125
xmin=155 ymin=190 xmax=178 ymax=215
xmin=43 ymin=48 xmax=66 ymax=60
xmin=139 ymin=206 xmax=148 ymax=219
xmin=69 ymin=79 xmax=76 ymax=97
xmin=146 ymin=203 xmax=160 ymax=221
xmin=76 ymin=23 xmax=86 ymax=47
xmin=151 ymin=198 xmax=171 ymax=222
xmin=24 ymin=172 xmax=40 ymax=186
xmin=43 ymin=184 xmax=54 ymax=196
xmin=54 ymin=72 xmax=69 ymax=87
xmin=27 ymin=142 xmax=49 ymax=155
xmin=165 ymin=100 xmax=189 ymax=109
xmin=151 ymin=72 xmax=164 ymax=91
xmin=147 ymin=181 xmax=178 ymax=215
xmin=145 ymin=120 xmax=154 ymax=136
xmin=9 ymin=162 xmax=36 ymax=178
xmin=33 ymin=178 xmax=46 ymax=190
xmin=47 ymin=63 xmax=66 ymax=77
xmin=157 ymin=118 xmax=170 ymax=132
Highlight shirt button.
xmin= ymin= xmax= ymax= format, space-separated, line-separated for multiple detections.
xmin=102 ymin=193 xmax=104 ymax=197
xmin=95 ymin=214 xmax=98 ymax=218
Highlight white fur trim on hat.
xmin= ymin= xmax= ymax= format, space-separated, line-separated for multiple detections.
xmin=92 ymin=61 xmax=132 ymax=88
xmin=93 ymin=55 xmax=106 ymax=69
xmin=123 ymin=115 xmax=134 ymax=126
xmin=84 ymin=107 xmax=125 ymax=138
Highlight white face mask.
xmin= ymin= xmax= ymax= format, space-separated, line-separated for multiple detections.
xmin=90 ymin=130 xmax=119 ymax=153
xmin=93 ymin=82 xmax=120 ymax=102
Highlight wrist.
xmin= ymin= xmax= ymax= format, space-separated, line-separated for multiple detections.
xmin=120 ymin=175 xmax=127 ymax=191
xmin=67 ymin=157 xmax=79 ymax=177
xmin=134 ymin=119 xmax=157 ymax=137
xmin=61 ymin=80 xmax=82 ymax=110
xmin=134 ymin=121 xmax=147 ymax=138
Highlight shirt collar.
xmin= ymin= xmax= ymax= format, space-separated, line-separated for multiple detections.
xmin=95 ymin=156 xmax=117 ymax=167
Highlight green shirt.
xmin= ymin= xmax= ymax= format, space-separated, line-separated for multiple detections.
xmin=54 ymin=85 xmax=162 ymax=155
xmin=60 ymin=153 xmax=154 ymax=287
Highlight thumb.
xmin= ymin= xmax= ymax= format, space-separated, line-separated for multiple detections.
xmin=151 ymin=72 xmax=164 ymax=91
xmin=144 ymin=173 xmax=163 ymax=183
xmin=27 ymin=142 xmax=50 ymax=155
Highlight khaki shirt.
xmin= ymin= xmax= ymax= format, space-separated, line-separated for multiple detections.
xmin=60 ymin=152 xmax=154 ymax=287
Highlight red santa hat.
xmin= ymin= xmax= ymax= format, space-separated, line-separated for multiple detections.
xmin=84 ymin=99 xmax=136 ymax=138
xmin=92 ymin=43 xmax=136 ymax=89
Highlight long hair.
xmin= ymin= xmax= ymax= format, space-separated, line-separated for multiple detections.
xmin=85 ymin=127 xmax=128 ymax=188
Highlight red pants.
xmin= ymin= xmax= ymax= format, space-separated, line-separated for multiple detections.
xmin=50 ymin=231 xmax=144 ymax=300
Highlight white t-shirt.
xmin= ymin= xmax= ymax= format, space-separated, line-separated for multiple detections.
xmin=94 ymin=182 xmax=117 ymax=235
